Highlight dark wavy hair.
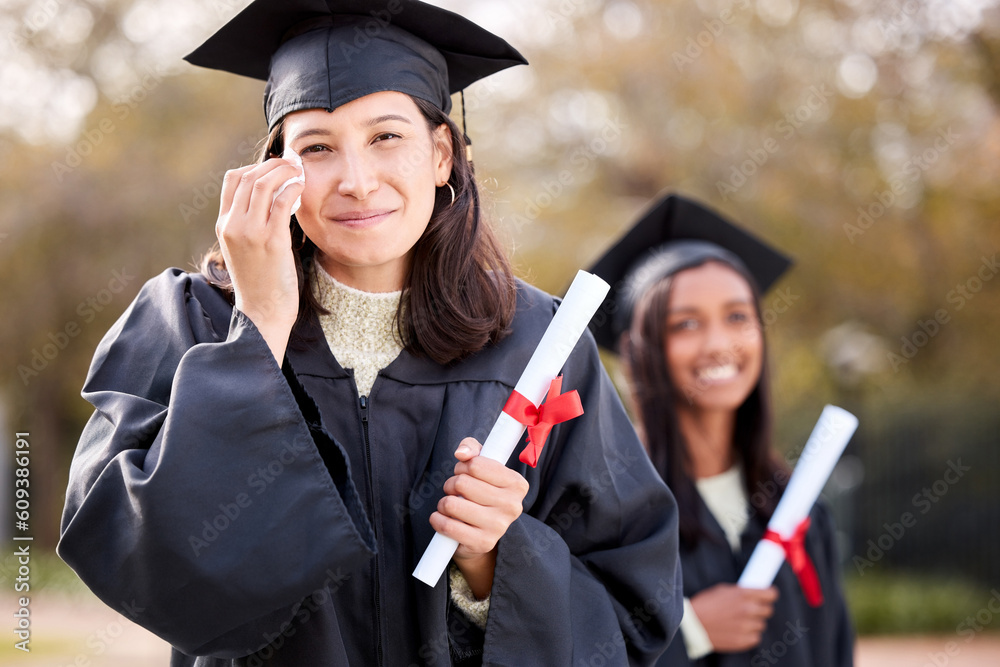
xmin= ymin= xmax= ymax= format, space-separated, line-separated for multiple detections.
xmin=200 ymin=96 xmax=516 ymax=364
xmin=621 ymin=259 xmax=788 ymax=548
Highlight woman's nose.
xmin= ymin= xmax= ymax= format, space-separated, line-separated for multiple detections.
xmin=337 ymin=149 xmax=379 ymax=200
xmin=702 ymin=320 xmax=740 ymax=359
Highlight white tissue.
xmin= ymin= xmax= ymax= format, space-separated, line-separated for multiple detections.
xmin=272 ymin=148 xmax=304 ymax=215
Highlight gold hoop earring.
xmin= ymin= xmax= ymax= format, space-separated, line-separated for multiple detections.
xmin=446 ymin=183 xmax=456 ymax=207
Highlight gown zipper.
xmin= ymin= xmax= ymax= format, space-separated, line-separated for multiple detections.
xmin=359 ymin=394 xmax=384 ymax=667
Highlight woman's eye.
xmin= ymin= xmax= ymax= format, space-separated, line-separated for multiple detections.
xmin=373 ymin=132 xmax=401 ymax=143
xmin=302 ymin=144 xmax=328 ymax=153
xmin=670 ymin=319 xmax=698 ymax=332
xmin=729 ymin=312 xmax=750 ymax=323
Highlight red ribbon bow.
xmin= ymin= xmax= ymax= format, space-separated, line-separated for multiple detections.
xmin=502 ymin=376 xmax=584 ymax=468
xmin=763 ymin=517 xmax=824 ymax=607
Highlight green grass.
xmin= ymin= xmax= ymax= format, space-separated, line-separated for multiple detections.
xmin=845 ymin=571 xmax=999 ymax=635
xmin=0 ymin=636 xmax=81 ymax=660
xmin=0 ymin=548 xmax=89 ymax=596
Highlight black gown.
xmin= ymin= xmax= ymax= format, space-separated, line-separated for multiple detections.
xmin=656 ymin=498 xmax=853 ymax=667
xmin=57 ymin=268 xmax=682 ymax=667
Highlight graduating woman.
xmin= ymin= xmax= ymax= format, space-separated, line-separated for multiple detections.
xmin=589 ymin=194 xmax=854 ymax=666
xmin=56 ymin=2 xmax=682 ymax=665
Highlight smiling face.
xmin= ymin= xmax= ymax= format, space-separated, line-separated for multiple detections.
xmin=282 ymin=91 xmax=454 ymax=292
xmin=664 ymin=261 xmax=764 ymax=415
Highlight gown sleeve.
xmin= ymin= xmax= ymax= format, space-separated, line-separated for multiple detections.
xmin=482 ymin=328 xmax=683 ymax=666
xmin=56 ymin=269 xmax=376 ymax=658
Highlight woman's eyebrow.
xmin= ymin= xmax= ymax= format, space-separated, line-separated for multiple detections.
xmin=366 ymin=114 xmax=413 ymax=127
xmin=668 ymin=298 xmax=752 ymax=314
xmin=288 ymin=127 xmax=331 ymax=142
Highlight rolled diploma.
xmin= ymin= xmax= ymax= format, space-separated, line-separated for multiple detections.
xmin=737 ymin=405 xmax=859 ymax=590
xmin=412 ymin=270 xmax=611 ymax=587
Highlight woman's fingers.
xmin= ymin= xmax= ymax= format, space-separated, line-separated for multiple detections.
xmin=214 ymin=156 xmax=305 ymax=363
xmin=748 ymin=586 xmax=779 ymax=618
xmin=431 ymin=437 xmax=530 ymax=557
xmin=218 ymin=164 xmax=254 ymax=218
xmin=245 ymin=160 xmax=304 ymax=225
xmin=691 ymin=583 xmax=780 ymax=652
xmin=220 ymin=158 xmax=302 ymax=221
xmin=448 ymin=457 xmax=528 ymax=497
xmin=429 ymin=504 xmax=501 ymax=554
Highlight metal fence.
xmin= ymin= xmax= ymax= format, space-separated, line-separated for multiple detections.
xmin=822 ymin=402 xmax=1000 ymax=586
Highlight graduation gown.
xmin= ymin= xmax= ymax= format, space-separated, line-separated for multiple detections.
xmin=656 ymin=499 xmax=853 ymax=667
xmin=57 ymin=268 xmax=682 ymax=666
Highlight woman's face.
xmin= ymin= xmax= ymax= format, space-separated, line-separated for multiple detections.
xmin=664 ymin=261 xmax=763 ymax=414
xmin=283 ymin=91 xmax=453 ymax=291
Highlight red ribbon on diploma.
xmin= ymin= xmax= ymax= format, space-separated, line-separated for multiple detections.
xmin=763 ymin=517 xmax=824 ymax=607
xmin=502 ymin=376 xmax=584 ymax=468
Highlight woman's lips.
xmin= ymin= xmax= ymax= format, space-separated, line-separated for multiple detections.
xmin=330 ymin=209 xmax=394 ymax=228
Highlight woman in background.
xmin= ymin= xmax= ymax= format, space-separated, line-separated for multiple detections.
xmin=590 ymin=193 xmax=854 ymax=666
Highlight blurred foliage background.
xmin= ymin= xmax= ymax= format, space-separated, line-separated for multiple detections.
xmin=1 ymin=0 xmax=999 ymax=636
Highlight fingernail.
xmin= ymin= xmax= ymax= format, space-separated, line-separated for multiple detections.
xmin=456 ymin=444 xmax=470 ymax=456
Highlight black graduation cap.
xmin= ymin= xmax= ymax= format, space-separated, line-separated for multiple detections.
xmin=185 ymin=0 xmax=527 ymax=129
xmin=587 ymin=193 xmax=793 ymax=351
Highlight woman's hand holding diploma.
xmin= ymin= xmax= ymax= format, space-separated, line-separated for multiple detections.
xmin=216 ymin=157 xmax=305 ymax=362
xmin=430 ymin=437 xmax=530 ymax=600
xmin=691 ymin=583 xmax=779 ymax=652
